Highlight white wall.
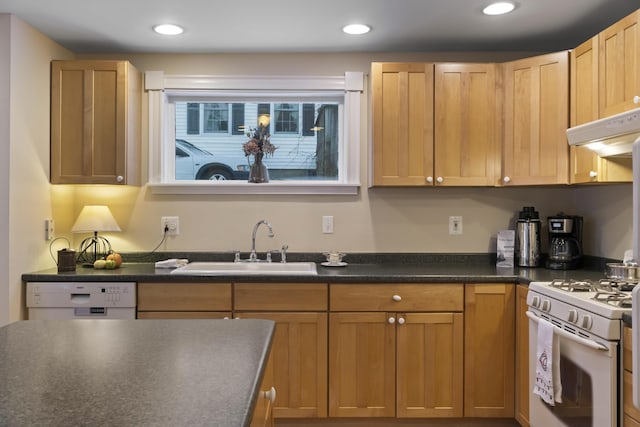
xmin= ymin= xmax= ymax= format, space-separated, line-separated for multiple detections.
xmin=1 ymin=14 xmax=72 ymax=325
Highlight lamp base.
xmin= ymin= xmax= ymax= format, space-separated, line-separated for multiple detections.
xmin=76 ymin=234 xmax=113 ymax=265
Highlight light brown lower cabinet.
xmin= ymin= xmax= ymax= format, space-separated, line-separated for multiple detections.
xmin=235 ymin=283 xmax=328 ymax=419
xmin=329 ymin=284 xmax=464 ymax=418
xmin=464 ymin=283 xmax=515 ymax=418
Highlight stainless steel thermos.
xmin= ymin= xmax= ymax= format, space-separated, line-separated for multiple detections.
xmin=516 ymin=206 xmax=541 ymax=267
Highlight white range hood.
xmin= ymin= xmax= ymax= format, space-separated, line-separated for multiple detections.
xmin=566 ymin=107 xmax=640 ymax=157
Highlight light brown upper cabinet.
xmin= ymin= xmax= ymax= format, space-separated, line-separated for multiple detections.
xmin=599 ymin=9 xmax=640 ymax=118
xmin=570 ymin=37 xmax=632 ymax=184
xmin=371 ymin=63 xmax=434 ymax=186
xmin=51 ymin=60 xmax=141 ymax=185
xmin=434 ymin=63 xmax=500 ymax=186
xmin=502 ymin=52 xmax=570 ymax=186
xmin=371 ymin=62 xmax=499 ymax=187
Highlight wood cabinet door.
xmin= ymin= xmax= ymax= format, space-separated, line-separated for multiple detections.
xmin=371 ymin=62 xmax=434 ymax=186
xmin=464 ymin=283 xmax=515 ymax=418
xmin=434 ymin=63 xmax=499 ymax=186
xmin=570 ymin=37 xmax=632 ymax=184
xmin=502 ymin=52 xmax=569 ymax=185
xmin=241 ymin=312 xmax=328 ymax=418
xmin=599 ymin=9 xmax=640 ymax=118
xmin=329 ymin=312 xmax=396 ymax=417
xmin=396 ymin=312 xmax=463 ymax=418
xmin=515 ymin=285 xmax=530 ymax=427
xmin=51 ymin=60 xmax=140 ymax=185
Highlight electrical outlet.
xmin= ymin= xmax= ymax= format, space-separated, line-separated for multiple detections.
xmin=449 ymin=216 xmax=463 ymax=235
xmin=161 ymin=216 xmax=180 ymax=236
xmin=322 ymin=216 xmax=334 ymax=234
xmin=45 ymin=219 xmax=55 ymax=241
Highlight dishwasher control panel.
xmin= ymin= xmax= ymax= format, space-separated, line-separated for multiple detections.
xmin=26 ymin=282 xmax=136 ymax=308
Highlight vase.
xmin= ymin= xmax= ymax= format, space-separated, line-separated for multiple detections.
xmin=248 ymin=153 xmax=269 ymax=183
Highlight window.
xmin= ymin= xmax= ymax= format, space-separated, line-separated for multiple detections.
xmin=274 ymin=103 xmax=299 ymax=134
xmin=146 ymin=72 xmax=363 ymax=195
xmin=203 ymin=103 xmax=229 ymax=133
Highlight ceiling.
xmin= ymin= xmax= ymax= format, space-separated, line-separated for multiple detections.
xmin=0 ymin=0 xmax=638 ymax=54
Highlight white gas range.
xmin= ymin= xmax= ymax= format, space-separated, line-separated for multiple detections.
xmin=527 ymin=278 xmax=634 ymax=427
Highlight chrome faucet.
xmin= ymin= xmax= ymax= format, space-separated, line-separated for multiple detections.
xmin=249 ymin=220 xmax=274 ymax=262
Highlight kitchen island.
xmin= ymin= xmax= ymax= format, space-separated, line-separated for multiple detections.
xmin=0 ymin=318 xmax=274 ymax=427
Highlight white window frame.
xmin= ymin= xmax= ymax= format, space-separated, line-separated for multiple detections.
xmin=146 ymin=72 xmax=363 ymax=195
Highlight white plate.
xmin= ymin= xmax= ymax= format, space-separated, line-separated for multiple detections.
xmin=321 ymin=261 xmax=348 ymax=267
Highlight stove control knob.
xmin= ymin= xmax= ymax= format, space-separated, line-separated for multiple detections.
xmin=531 ymin=295 xmax=540 ymax=308
xmin=541 ymin=299 xmax=551 ymax=312
xmin=581 ymin=315 xmax=593 ymax=330
xmin=567 ymin=309 xmax=578 ymax=323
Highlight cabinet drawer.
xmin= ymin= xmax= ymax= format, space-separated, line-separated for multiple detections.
xmin=137 ymin=311 xmax=231 ymax=319
xmin=235 ymin=283 xmax=328 ymax=311
xmin=330 ymin=284 xmax=463 ymax=312
xmin=137 ymin=283 xmax=232 ymax=311
xmin=625 ymin=326 xmax=633 ymax=372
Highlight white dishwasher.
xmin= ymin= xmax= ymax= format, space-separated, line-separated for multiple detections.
xmin=26 ymin=282 xmax=136 ymax=319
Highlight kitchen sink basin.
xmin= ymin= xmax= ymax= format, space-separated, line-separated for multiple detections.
xmin=170 ymin=262 xmax=318 ymax=276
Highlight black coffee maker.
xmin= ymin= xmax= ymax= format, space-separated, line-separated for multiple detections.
xmin=546 ymin=214 xmax=583 ymax=270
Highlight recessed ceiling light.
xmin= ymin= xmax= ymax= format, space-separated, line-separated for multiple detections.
xmin=153 ymin=24 xmax=184 ymax=36
xmin=342 ymin=24 xmax=371 ymax=35
xmin=483 ymin=2 xmax=516 ymax=15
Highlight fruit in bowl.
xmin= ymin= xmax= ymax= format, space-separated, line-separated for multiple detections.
xmin=93 ymin=259 xmax=106 ymax=269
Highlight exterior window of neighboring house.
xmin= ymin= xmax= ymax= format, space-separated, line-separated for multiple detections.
xmin=187 ymin=103 xmax=199 ymax=134
xmin=274 ymin=103 xmax=299 ymax=134
xmin=146 ymin=72 xmax=362 ymax=195
xmin=203 ymin=103 xmax=229 ymax=133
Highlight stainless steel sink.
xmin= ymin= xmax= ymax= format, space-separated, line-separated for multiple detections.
xmin=170 ymin=262 xmax=317 ymax=276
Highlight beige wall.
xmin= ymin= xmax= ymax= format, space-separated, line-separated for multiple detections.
xmin=1 ymin=14 xmax=73 ymax=325
xmin=52 ymin=52 xmax=631 ymax=261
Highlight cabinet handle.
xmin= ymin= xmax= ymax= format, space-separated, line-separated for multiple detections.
xmin=426 ymin=176 xmax=433 ymax=184
xmin=388 ymin=316 xmax=396 ymax=324
xmin=589 ymin=171 xmax=598 ymax=178
xmin=634 ymin=95 xmax=640 ymax=104
xmin=397 ymin=317 xmax=405 ymax=325
xmin=503 ymin=176 xmax=511 ymax=183
xmin=116 ymin=175 xmax=124 ymax=183
xmin=436 ymin=176 xmax=444 ymax=184
xmin=392 ymin=294 xmax=402 ymax=302
xmin=263 ymin=386 xmax=277 ymax=403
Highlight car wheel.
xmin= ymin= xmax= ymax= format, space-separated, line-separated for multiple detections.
xmin=199 ymin=167 xmax=233 ymax=181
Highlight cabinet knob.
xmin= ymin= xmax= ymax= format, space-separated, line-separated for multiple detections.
xmin=634 ymin=95 xmax=640 ymax=104
xmin=388 ymin=316 xmax=396 ymax=324
xmin=426 ymin=176 xmax=433 ymax=183
xmin=116 ymin=175 xmax=124 ymax=183
xmin=503 ymin=176 xmax=511 ymax=183
xmin=392 ymin=294 xmax=402 ymax=302
xmin=397 ymin=317 xmax=406 ymax=325
xmin=589 ymin=170 xmax=598 ymax=178
xmin=436 ymin=176 xmax=444 ymax=184
xmin=263 ymin=386 xmax=277 ymax=403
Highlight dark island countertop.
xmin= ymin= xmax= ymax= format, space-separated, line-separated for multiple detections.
xmin=0 ymin=319 xmax=274 ymax=427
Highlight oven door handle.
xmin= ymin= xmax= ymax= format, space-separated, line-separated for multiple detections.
xmin=526 ymin=311 xmax=608 ymax=351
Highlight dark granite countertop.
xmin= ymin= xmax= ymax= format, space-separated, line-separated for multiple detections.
xmin=22 ymin=253 xmax=610 ymax=284
xmin=0 ymin=319 xmax=274 ymax=427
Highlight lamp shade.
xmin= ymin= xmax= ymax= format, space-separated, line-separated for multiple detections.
xmin=71 ymin=205 xmax=121 ymax=233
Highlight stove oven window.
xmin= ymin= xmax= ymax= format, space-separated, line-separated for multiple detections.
xmin=542 ymin=356 xmax=593 ymax=427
